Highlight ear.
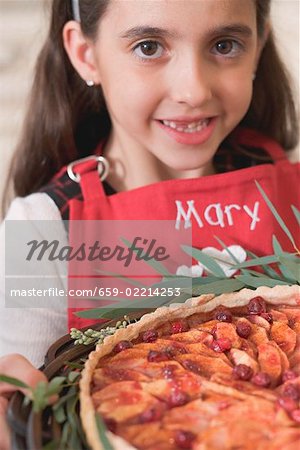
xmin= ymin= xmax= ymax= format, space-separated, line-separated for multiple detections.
xmin=254 ymin=21 xmax=271 ymax=69
xmin=62 ymin=21 xmax=101 ymax=84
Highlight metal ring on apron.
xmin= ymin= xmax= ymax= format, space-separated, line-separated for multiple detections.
xmin=67 ymin=155 xmax=110 ymax=183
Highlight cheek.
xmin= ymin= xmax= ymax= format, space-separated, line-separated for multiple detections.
xmin=109 ymin=74 xmax=161 ymax=120
xmin=220 ymin=76 xmax=253 ymax=116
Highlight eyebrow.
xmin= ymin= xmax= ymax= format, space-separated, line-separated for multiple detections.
xmin=119 ymin=26 xmax=180 ymax=40
xmin=119 ymin=24 xmax=253 ymax=41
xmin=209 ymin=24 xmax=253 ymax=38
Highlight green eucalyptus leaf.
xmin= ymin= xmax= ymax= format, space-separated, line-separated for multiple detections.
xmin=272 ymin=235 xmax=284 ymax=256
xmin=291 ymin=205 xmax=300 ymax=226
xmin=47 ymin=376 xmax=66 ymax=396
xmin=191 ymin=279 xmax=245 ymax=296
xmin=53 ymin=404 xmax=66 ymax=424
xmin=236 ymin=274 xmax=288 ymax=288
xmin=75 ymin=292 xmax=175 ymax=319
xmin=95 ymin=413 xmax=115 ymax=450
xmin=32 ymin=381 xmax=48 ymax=412
xmin=53 ymin=392 xmax=77 ymax=411
xmin=61 ymin=422 xmax=71 ymax=446
xmin=246 ymin=250 xmax=283 ymax=279
xmin=232 ymin=255 xmax=279 ymax=269
xmin=94 ymin=269 xmax=146 ymax=287
xmin=255 ymin=181 xmax=297 ymax=250
xmin=278 ymin=256 xmax=300 ymax=283
xmin=0 ymin=374 xmax=30 ymax=389
xmin=68 ymin=371 xmax=81 ymax=383
xmin=181 ymin=245 xmax=226 ymax=277
xmin=213 ymin=236 xmax=240 ymax=264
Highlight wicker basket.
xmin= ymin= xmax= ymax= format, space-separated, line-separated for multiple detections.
xmin=7 ymin=311 xmax=151 ymax=450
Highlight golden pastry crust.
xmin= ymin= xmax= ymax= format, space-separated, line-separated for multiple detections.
xmin=80 ymin=285 xmax=300 ymax=450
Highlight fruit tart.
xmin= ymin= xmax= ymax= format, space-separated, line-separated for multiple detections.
xmin=80 ymin=285 xmax=300 ymax=450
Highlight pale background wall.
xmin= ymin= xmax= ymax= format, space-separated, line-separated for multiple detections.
xmin=0 ymin=0 xmax=299 ymax=203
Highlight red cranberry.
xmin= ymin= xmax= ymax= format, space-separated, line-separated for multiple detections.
xmin=251 ymin=372 xmax=271 ymax=388
xmin=232 ymin=364 xmax=254 ymax=381
xmin=142 ymin=329 xmax=158 ymax=343
xmin=277 ymin=397 xmax=298 ymax=412
xmin=248 ymin=296 xmax=267 ymax=315
xmin=174 ymin=430 xmax=196 ymax=449
xmin=168 ymin=390 xmax=189 ymax=407
xmin=171 ymin=320 xmax=188 ymax=334
xmin=215 ymin=310 xmax=232 ymax=323
xmin=210 ymin=338 xmax=232 ymax=352
xmin=104 ymin=418 xmax=117 ymax=433
xmin=139 ymin=407 xmax=162 ymax=423
xmin=282 ymin=370 xmax=298 ymax=383
xmin=236 ymin=322 xmax=252 ymax=338
xmin=163 ymin=365 xmax=176 ymax=379
xmin=182 ymin=360 xmax=201 ymax=375
xmin=281 ymin=384 xmax=300 ymax=401
xmin=114 ymin=340 xmax=133 ymax=353
xmin=147 ymin=350 xmax=170 ymax=362
xmin=260 ymin=313 xmax=273 ymax=324
xmin=288 ymin=318 xmax=296 ymax=328
xmin=290 ymin=409 xmax=300 ymax=423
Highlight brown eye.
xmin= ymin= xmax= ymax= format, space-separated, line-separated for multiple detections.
xmin=215 ymin=40 xmax=233 ymax=55
xmin=140 ymin=41 xmax=158 ymax=56
xmin=134 ymin=40 xmax=163 ymax=59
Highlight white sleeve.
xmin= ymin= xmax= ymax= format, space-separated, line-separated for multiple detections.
xmin=0 ymin=193 xmax=68 ymax=367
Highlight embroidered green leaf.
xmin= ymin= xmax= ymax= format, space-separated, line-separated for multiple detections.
xmin=181 ymin=245 xmax=226 ymax=277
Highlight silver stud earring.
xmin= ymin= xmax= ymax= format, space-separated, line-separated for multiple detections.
xmin=86 ymin=80 xmax=95 ymax=87
xmin=252 ymin=73 xmax=256 ymax=81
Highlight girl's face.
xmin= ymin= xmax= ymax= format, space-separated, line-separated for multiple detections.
xmin=89 ymin=0 xmax=264 ymax=179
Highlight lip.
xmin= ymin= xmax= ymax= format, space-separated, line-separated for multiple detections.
xmin=156 ymin=116 xmax=217 ymax=145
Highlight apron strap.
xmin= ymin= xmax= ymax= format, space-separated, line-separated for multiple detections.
xmin=234 ymin=128 xmax=288 ymax=163
xmin=66 ymin=155 xmax=109 ymax=200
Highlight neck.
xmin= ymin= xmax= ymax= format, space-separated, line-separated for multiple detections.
xmin=103 ymin=132 xmax=216 ymax=192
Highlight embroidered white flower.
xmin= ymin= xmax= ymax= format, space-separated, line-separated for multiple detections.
xmin=176 ymin=245 xmax=247 ymax=278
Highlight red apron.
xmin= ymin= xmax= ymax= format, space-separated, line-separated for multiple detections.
xmin=66 ymin=128 xmax=299 ymax=329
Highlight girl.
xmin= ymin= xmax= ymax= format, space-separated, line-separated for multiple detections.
xmin=0 ymin=0 xmax=299 ymax=447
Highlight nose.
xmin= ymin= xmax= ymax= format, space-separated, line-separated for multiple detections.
xmin=169 ymin=53 xmax=213 ymax=107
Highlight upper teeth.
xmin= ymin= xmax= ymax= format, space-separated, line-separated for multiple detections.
xmin=162 ymin=119 xmax=209 ymax=133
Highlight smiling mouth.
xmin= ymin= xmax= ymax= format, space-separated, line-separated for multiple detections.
xmin=159 ymin=119 xmax=210 ymax=133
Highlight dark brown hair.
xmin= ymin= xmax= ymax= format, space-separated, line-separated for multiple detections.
xmin=2 ymin=0 xmax=299 ymax=214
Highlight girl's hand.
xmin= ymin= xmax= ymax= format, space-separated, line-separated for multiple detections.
xmin=0 ymin=354 xmax=48 ymax=450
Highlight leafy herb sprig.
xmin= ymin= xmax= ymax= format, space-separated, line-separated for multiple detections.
xmin=0 ymin=366 xmax=90 ymax=450
xmin=70 ymin=315 xmax=131 ymax=346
